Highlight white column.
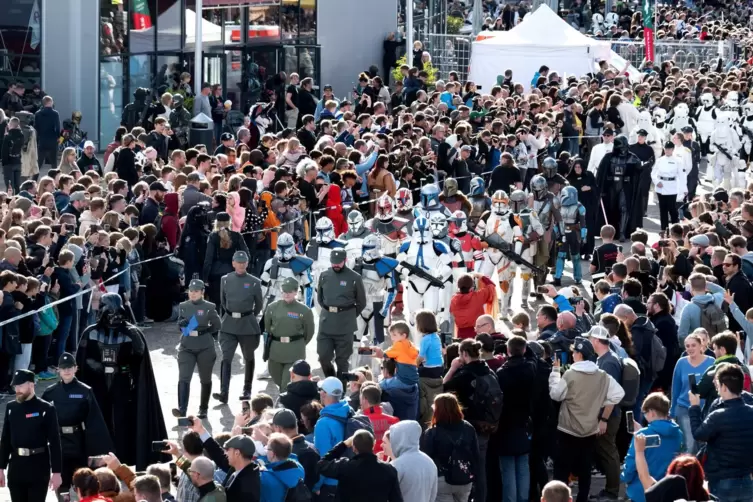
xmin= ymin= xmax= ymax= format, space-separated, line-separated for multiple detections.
xmin=194 ymin=0 xmax=203 ymax=97
xmin=405 ymin=0 xmax=413 ymax=64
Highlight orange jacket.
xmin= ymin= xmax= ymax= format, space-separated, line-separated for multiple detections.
xmin=450 ymin=276 xmax=496 ymax=330
xmin=260 ymin=191 xmax=280 ymax=250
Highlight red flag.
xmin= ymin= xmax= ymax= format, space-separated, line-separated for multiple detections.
xmin=644 ymin=27 xmax=654 ymax=62
xmin=131 ymin=0 xmax=153 ymax=30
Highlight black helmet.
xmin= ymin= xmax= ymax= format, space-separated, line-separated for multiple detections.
xmin=98 ymin=293 xmax=127 ymax=326
xmin=613 ymin=135 xmax=629 ymax=156
xmin=542 ymin=157 xmax=557 ymax=178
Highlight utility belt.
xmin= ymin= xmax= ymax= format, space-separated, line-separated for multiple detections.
xmin=324 ymin=305 xmax=355 ymax=313
xmin=271 ymin=334 xmax=305 ymax=344
xmin=15 ymin=447 xmax=46 ymax=457
xmin=607 ymin=176 xmax=631 ymax=182
xmin=103 ymin=365 xmax=128 ymax=375
xmin=659 ymin=176 xmax=676 ymax=181
xmin=60 ymin=424 xmax=84 ymax=434
xmin=229 ymin=310 xmax=255 ymax=319
xmin=565 ymin=224 xmax=580 ymax=232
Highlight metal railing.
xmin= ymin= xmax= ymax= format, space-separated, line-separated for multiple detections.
xmin=599 ymin=39 xmax=734 ymax=69
xmin=423 ymin=33 xmax=474 ymax=81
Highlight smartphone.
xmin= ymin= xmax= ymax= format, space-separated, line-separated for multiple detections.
xmin=342 ymin=372 xmax=360 ymax=382
xmin=177 ymin=417 xmax=194 ymax=427
xmin=241 ymin=426 xmax=253 ymax=435
xmin=605 ymin=266 xmax=612 ymax=275
xmin=658 ymin=265 xmax=665 ymax=280
xmin=625 ymin=411 xmax=635 ymax=434
xmin=151 ymin=441 xmax=168 ymax=452
xmin=617 ymin=245 xmax=623 ymax=252
xmin=644 ymin=435 xmax=662 ymax=448
xmin=688 ymin=373 xmax=699 ymax=394
xmin=88 ymin=455 xmax=107 ymax=469
xmin=536 ymin=285 xmax=549 ymax=294
xmin=241 ymin=400 xmax=250 ymax=415
xmin=357 ymin=347 xmax=374 ymax=355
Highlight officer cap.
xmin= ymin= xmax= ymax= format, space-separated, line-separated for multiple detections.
xmin=188 ymin=279 xmax=205 ymax=291
xmin=224 ymin=435 xmax=256 ymax=458
xmin=58 ymin=352 xmax=76 ymax=369
xmin=291 ymin=359 xmax=311 ymax=377
xmin=681 ymin=126 xmax=694 ymax=134
xmin=281 ymin=277 xmax=299 ymax=293
xmin=330 ymin=249 xmax=347 ymax=264
xmin=232 ymin=251 xmax=249 ymax=263
xmin=636 ymin=129 xmax=648 ymax=136
xmin=272 ymin=409 xmax=298 ymax=429
xmin=664 ymin=141 xmax=675 ymax=149
xmin=11 ymin=369 xmax=35 ymax=387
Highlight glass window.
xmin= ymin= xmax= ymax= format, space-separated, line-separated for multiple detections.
xmin=0 ymin=0 xmax=43 ymax=91
xmin=100 ymin=0 xmax=128 ymax=55
xmin=129 ymin=0 xmax=158 ymax=53
xmin=249 ymin=3 xmax=280 ymax=43
xmin=225 ymin=50 xmax=242 ymax=111
xmin=100 ymin=57 xmax=124 ymax=146
xmin=246 ymin=48 xmax=276 ymax=105
xmin=129 ymin=54 xmax=153 ymax=99
xmin=156 ymin=54 xmax=182 ymax=93
xmin=222 ymin=7 xmax=243 ymax=45
xmin=298 ymin=47 xmax=316 ymax=82
xmin=299 ymin=0 xmax=316 ymax=43
xmin=157 ymin=0 xmax=182 ymax=51
xmin=282 ymin=46 xmax=297 ymax=77
xmin=281 ymin=1 xmax=298 ymax=41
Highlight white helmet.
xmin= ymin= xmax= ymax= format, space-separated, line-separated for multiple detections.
xmin=449 ymin=210 xmax=467 ymax=234
xmin=743 ymin=102 xmax=753 ymax=118
xmin=673 ymin=103 xmax=689 ymax=118
xmin=726 ymin=91 xmax=740 ymax=108
xmin=376 ymin=194 xmax=396 ymax=222
xmin=361 ymin=234 xmax=381 ymax=262
xmin=592 ymin=13 xmax=604 ymax=25
xmin=315 ymin=217 xmax=335 ymax=244
xmin=700 ymin=92 xmax=714 ymax=107
xmin=395 ymin=187 xmax=413 ymax=212
xmin=346 ymin=210 xmax=365 ymax=234
xmin=275 ymin=232 xmax=296 ymax=261
xmin=653 ymin=108 xmax=667 ymax=124
xmin=491 ymin=190 xmax=510 ymax=217
xmin=412 ymin=216 xmax=433 ymax=245
xmin=605 ymin=12 xmax=618 ymax=27
xmin=429 ymin=212 xmax=449 ymax=239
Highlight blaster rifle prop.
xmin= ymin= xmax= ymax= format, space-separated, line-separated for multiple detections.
xmin=398 ymin=261 xmax=446 ymax=289
xmin=478 ymin=232 xmax=547 ymax=277
xmin=714 ymin=142 xmax=734 ymax=161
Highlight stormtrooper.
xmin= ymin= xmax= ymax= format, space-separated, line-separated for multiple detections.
xmin=367 ymin=194 xmax=411 ymax=257
xmin=710 ymin=113 xmax=742 ymax=190
xmin=592 ymin=13 xmax=605 ymax=35
xmin=394 ymin=187 xmax=415 ymax=231
xmin=306 ymin=217 xmax=347 ymax=299
xmin=509 ymin=189 xmax=544 ymax=298
xmin=653 ymin=108 xmax=670 ymax=147
xmin=553 ymin=186 xmax=587 ymax=286
xmin=449 ymin=210 xmax=484 ymax=273
xmin=740 ymin=102 xmax=753 ymax=169
xmin=396 ymin=216 xmax=453 ymax=328
xmin=429 ymin=212 xmax=464 ymax=333
xmin=476 ymin=190 xmax=524 ymax=317
xmin=722 ymin=90 xmax=743 ymax=123
xmin=629 ymin=110 xmax=658 ymax=149
xmin=669 ymin=103 xmax=695 ymax=135
xmin=695 ymin=92 xmax=718 ymax=156
xmin=605 ymin=10 xmax=619 ymax=30
xmin=414 ymin=183 xmax=451 ymax=218
xmin=342 ymin=210 xmax=373 ymax=266
xmin=260 ymin=232 xmax=314 ymax=311
xmin=169 ymin=93 xmax=192 ymax=150
xmin=122 ymin=87 xmax=150 ymax=131
xmin=529 ymin=175 xmax=563 ymax=291
xmin=468 ymin=176 xmax=492 ymax=232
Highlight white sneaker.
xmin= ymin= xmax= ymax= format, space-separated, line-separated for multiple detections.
xmin=257 ymin=368 xmax=271 ymax=379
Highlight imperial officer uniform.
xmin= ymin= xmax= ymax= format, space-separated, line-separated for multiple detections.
xmin=0 ymin=370 xmax=62 ymax=502
xmin=216 ymin=251 xmax=264 ymax=403
xmin=175 ymin=279 xmax=221 ymax=418
xmin=651 ymin=142 xmax=687 ymax=231
xmin=316 ymin=249 xmax=367 ymax=379
xmin=41 ymin=353 xmax=112 ymax=494
xmin=263 ymin=277 xmax=316 ymax=390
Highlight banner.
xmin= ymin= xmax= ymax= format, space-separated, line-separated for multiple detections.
xmin=29 ymin=0 xmax=41 ymax=50
xmin=131 ymin=0 xmax=153 ymax=30
xmin=642 ymin=0 xmax=654 ymax=61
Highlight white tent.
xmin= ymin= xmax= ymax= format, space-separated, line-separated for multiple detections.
xmin=468 ymin=5 xmax=611 ymax=90
xmin=129 ymin=4 xmax=222 ymax=54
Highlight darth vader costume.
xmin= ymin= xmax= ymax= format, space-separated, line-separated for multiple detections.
xmin=75 ymin=293 xmax=168 ymax=470
xmin=595 ymin=135 xmax=643 ymax=240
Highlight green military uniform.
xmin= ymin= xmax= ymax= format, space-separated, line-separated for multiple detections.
xmin=316 ymin=249 xmax=367 ymax=378
xmin=263 ymin=277 xmax=315 ymax=391
xmin=216 ymin=251 xmax=264 ymax=402
xmin=175 ymin=279 xmax=221 ymax=418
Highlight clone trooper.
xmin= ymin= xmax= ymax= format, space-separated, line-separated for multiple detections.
xmin=509 ymin=190 xmax=544 ymax=298
xmin=397 ymin=216 xmax=453 ymax=327
xmin=467 ymin=176 xmax=492 ymax=232
xmin=740 ymin=102 xmax=753 ymax=169
xmin=414 ymin=183 xmax=451 ymax=218
xmin=553 ymin=186 xmax=587 ymax=286
xmin=367 ymin=194 xmax=411 ymax=257
xmin=529 ymin=175 xmax=564 ymax=291
xmin=342 ymin=210 xmax=373 ymax=266
xmin=476 ymin=190 xmax=523 ymax=317
xmin=695 ymin=92 xmax=718 ymax=156
xmin=669 ymin=103 xmax=694 ymax=135
xmin=260 ymin=232 xmax=314 ymax=310
xmin=710 ymin=113 xmax=742 ymax=190
xmin=430 ymin=212 xmax=464 ymax=333
xmin=306 ymin=217 xmax=346 ymax=308
xmin=449 ymin=210 xmax=484 ymax=272
xmin=394 ymin=187 xmax=415 ymax=231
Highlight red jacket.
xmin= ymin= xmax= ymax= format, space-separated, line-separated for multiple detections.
xmin=161 ymin=192 xmax=180 ymax=250
xmin=361 ymin=405 xmax=399 ymax=453
xmin=325 ymin=184 xmax=347 ymax=236
xmin=450 ymin=276 xmax=497 ymax=338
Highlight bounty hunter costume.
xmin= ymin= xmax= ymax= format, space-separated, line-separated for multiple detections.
xmin=121 ymin=87 xmax=150 ymax=131
xmin=169 ymin=93 xmax=192 ymax=150
xmin=17 ymin=111 xmax=38 ymax=181
xmin=467 ymin=176 xmax=492 ymax=232
xmin=553 ymin=186 xmax=587 ymax=286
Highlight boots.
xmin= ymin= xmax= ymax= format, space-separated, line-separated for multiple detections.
xmin=212 ymin=361 xmax=231 ymax=403
xmin=239 ymin=363 xmax=253 ymax=400
xmin=197 ymin=383 xmax=211 ymax=419
xmin=172 ymin=381 xmax=190 ymax=417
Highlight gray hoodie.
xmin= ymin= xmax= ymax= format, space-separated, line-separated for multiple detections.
xmin=65 ymin=244 xmax=89 ymax=310
xmin=389 ymin=421 xmax=438 ymax=502
xmin=678 ymin=282 xmax=724 ymax=342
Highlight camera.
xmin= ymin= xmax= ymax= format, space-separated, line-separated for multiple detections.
xmin=568 ymin=296 xmax=584 ymax=305
xmin=151 ymin=441 xmax=168 ymax=452
xmin=657 ymin=239 xmax=670 ymax=247
xmin=342 ymin=372 xmax=360 ymax=382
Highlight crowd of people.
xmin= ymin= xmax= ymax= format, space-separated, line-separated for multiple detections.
xmin=5 ymin=6 xmax=753 ymax=500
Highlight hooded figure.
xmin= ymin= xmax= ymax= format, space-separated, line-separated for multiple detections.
xmin=388 ymin=420 xmax=438 ymax=502
xmin=179 ymin=202 xmax=211 ymax=282
xmin=227 ymin=191 xmax=245 ymax=232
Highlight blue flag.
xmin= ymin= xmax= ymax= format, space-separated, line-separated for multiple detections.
xmin=182 ymin=316 xmax=199 ymax=337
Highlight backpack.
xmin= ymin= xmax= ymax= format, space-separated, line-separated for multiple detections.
xmin=439 ymin=428 xmax=476 ymax=486
xmin=649 ymin=334 xmax=667 ymax=378
xmin=268 ymin=468 xmax=312 ymax=502
xmin=468 ymin=372 xmax=504 ymax=434
xmin=618 ymin=356 xmax=641 ymax=407
xmin=699 ymin=301 xmax=727 ymax=337
xmin=320 ymin=410 xmax=373 ymax=458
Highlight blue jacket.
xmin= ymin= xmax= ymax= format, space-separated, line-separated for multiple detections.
xmin=621 ymin=419 xmax=683 ymax=502
xmin=314 ymin=399 xmax=353 ymax=487
xmin=440 ymin=91 xmax=456 ymax=110
xmin=678 ymin=283 xmax=725 ymax=342
xmin=34 ymin=107 xmax=61 ymax=148
xmin=381 ymin=380 xmax=419 ymax=421
xmin=260 ymin=457 xmax=306 ymax=502
xmin=54 ymin=190 xmax=70 ymax=213
xmin=689 ymin=397 xmax=753 ymax=481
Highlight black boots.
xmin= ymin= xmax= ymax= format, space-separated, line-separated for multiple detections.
xmin=197 ymin=383 xmax=211 ymax=419
xmin=238 ymin=363 xmax=253 ymax=400
xmin=212 ymin=361 xmax=232 ymax=403
xmin=172 ymin=381 xmax=190 ymax=417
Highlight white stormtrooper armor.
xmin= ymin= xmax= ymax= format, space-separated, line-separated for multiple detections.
xmin=342 ymin=210 xmax=372 ymax=267
xmin=510 ymin=189 xmax=544 ymax=298
xmin=604 ymin=11 xmax=619 ymax=29
xmin=367 ymin=194 xmax=410 ymax=257
xmin=653 ymin=108 xmax=670 ymax=149
xmin=260 ymin=232 xmax=314 ymax=310
xmin=592 ymin=13 xmax=605 ymax=35
xmin=710 ymin=113 xmax=743 ymax=190
xmin=740 ymin=102 xmax=753 ymax=167
xmin=305 ymin=217 xmax=346 ymax=310
xmin=669 ymin=103 xmax=694 ymax=136
xmin=695 ymin=92 xmax=718 ymax=156
xmin=429 ymin=212 xmax=464 ymax=335
xmin=476 ymin=190 xmax=523 ymax=317
xmin=397 ymin=216 xmax=453 ymax=328
xmin=449 ymin=210 xmax=484 ymax=273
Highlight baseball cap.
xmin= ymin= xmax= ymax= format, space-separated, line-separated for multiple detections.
xmin=69 ymin=191 xmax=86 ymax=202
xmin=323 ymin=84 xmax=333 ymax=91
xmin=636 ymin=129 xmax=648 ymax=136
xmin=587 ymin=326 xmax=611 ymax=341
xmin=690 ymin=234 xmax=710 ymax=248
xmin=281 ymin=277 xmax=298 ymax=293
xmin=272 ymin=409 xmax=298 ymax=429
xmin=149 ymin=181 xmax=168 ymax=192
xmin=84 ymin=140 xmax=95 ymax=149
xmin=224 ymin=435 xmax=256 ymax=457
xmin=664 ymin=141 xmax=675 ymax=149
xmin=232 ymin=251 xmax=249 ymax=263
xmin=188 ymin=279 xmax=205 ymax=291
xmin=330 ymin=249 xmax=347 ymax=264
xmin=11 ymin=369 xmax=34 ymax=387
xmin=318 ymin=376 xmax=343 ymax=398
xmin=572 ymin=336 xmax=595 ymax=360
xmin=221 ymin=132 xmax=234 ymax=142
xmin=291 ymin=359 xmax=311 ymax=377
xmin=58 ymin=352 xmax=76 ymax=369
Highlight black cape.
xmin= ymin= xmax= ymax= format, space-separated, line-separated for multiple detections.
xmin=594 ymin=151 xmax=644 ymax=235
xmin=75 ymin=321 xmax=168 ymax=470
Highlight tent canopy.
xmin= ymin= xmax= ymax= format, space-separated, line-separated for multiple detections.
xmin=468 ymin=5 xmax=611 ymax=90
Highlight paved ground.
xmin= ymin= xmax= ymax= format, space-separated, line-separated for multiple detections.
xmin=0 ymin=173 xmax=703 ymax=500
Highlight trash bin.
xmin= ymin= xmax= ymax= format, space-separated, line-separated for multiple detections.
xmin=189 ymin=113 xmax=214 ymax=148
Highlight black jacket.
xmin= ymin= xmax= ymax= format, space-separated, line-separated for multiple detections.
xmin=631 ymin=316 xmax=658 ymax=383
xmin=291 ymin=434 xmax=320 ymax=490
xmin=201 ymin=435 xmax=261 ymax=502
xmin=297 ymin=128 xmax=317 ymax=153
xmin=649 ymin=311 xmax=679 ymax=392
xmin=317 ymin=441 xmax=403 ymax=502
xmin=1 ymin=128 xmax=23 ymax=166
xmin=115 ymin=148 xmax=139 ymax=187
xmin=420 ymin=420 xmax=479 ymax=481
xmin=34 ymin=107 xmax=61 ymax=148
xmin=277 ymin=380 xmax=319 ymax=421
xmin=145 ymin=131 xmax=168 ymax=162
xmin=725 ymin=271 xmax=753 ymax=332
xmin=494 ymin=355 xmax=537 ymax=455
xmin=443 ymin=360 xmax=495 ymax=429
